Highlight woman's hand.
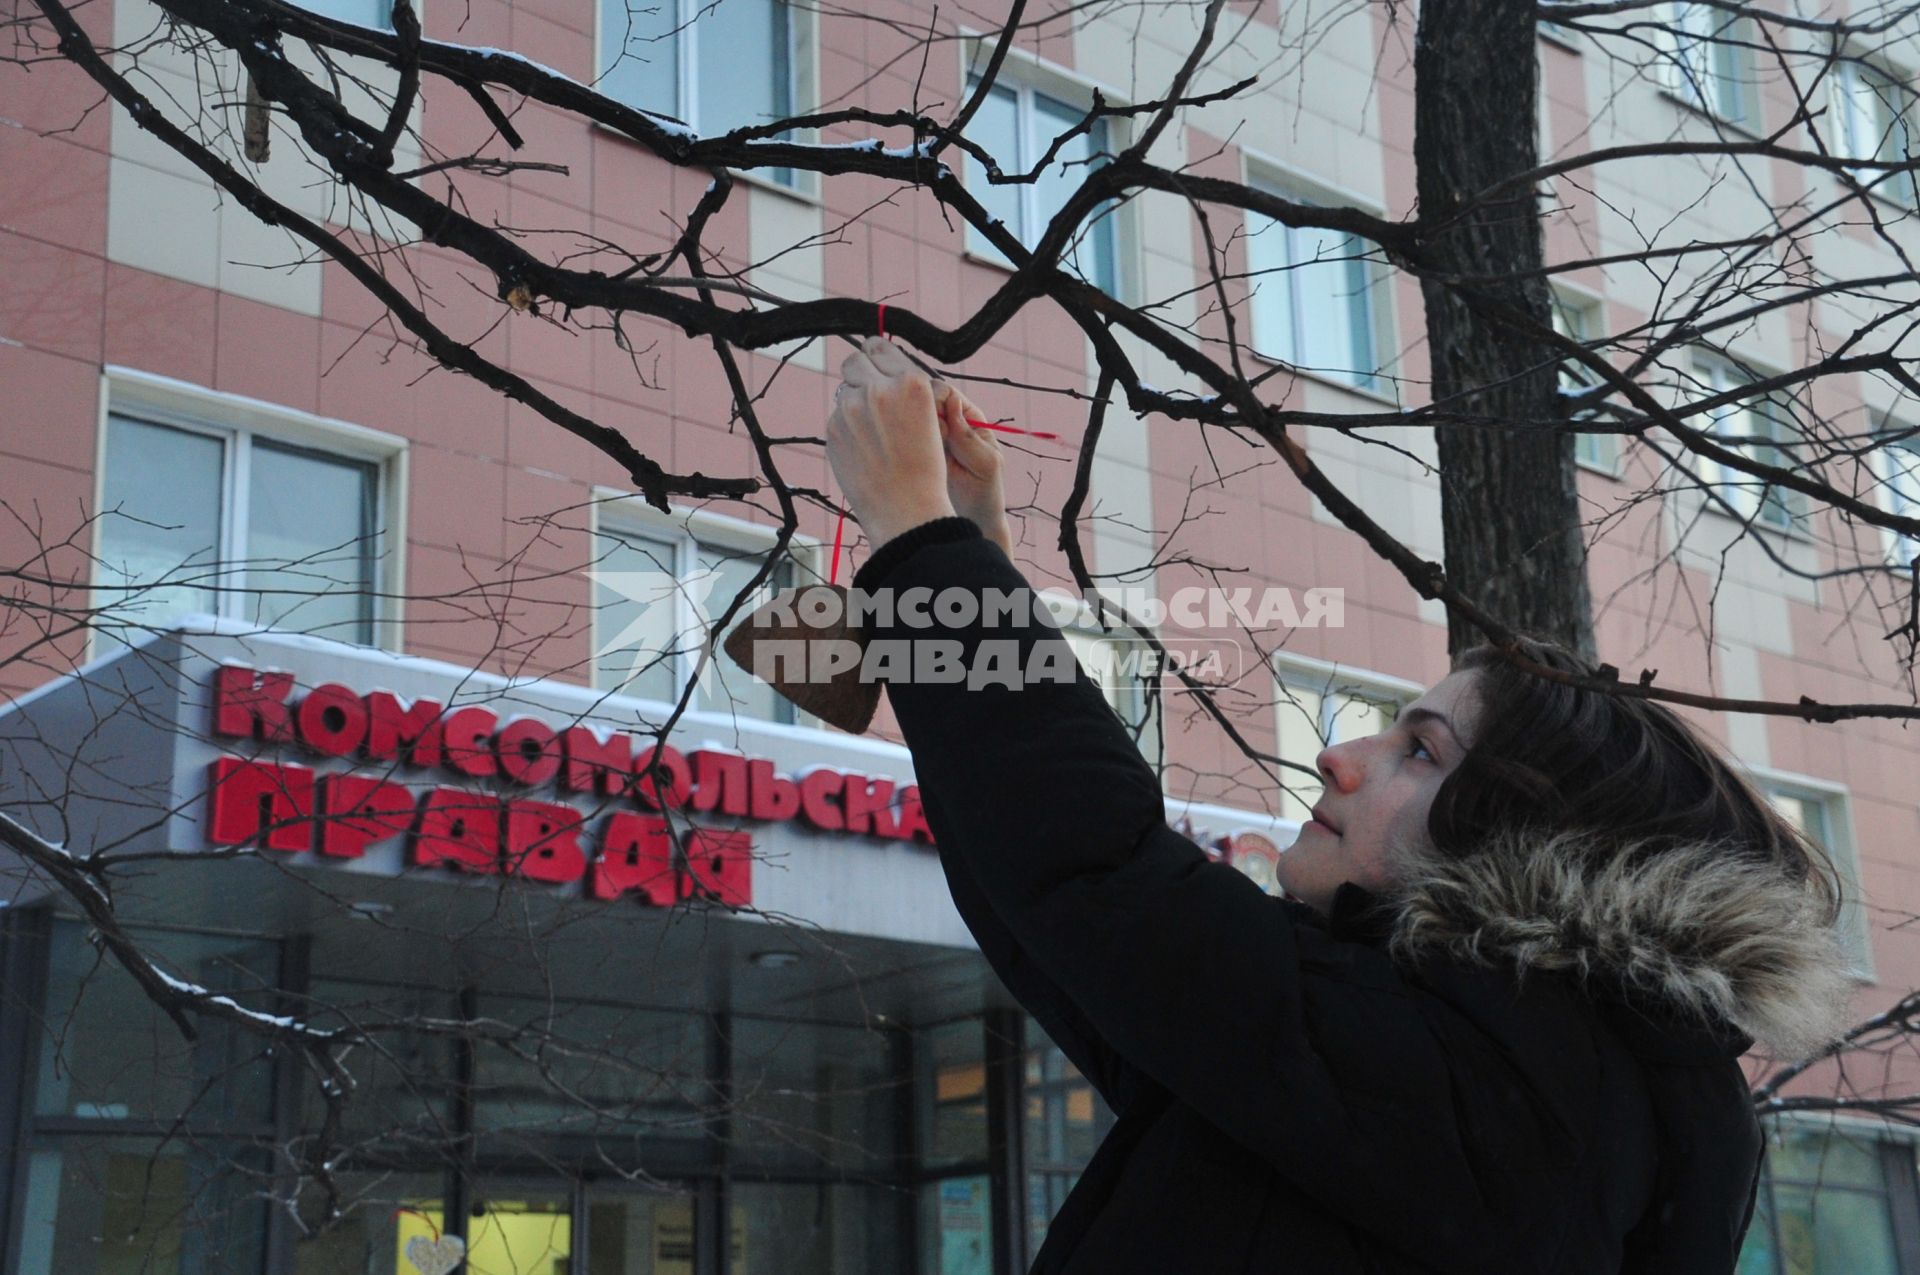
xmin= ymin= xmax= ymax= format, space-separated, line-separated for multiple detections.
xmin=827 ymin=336 xmax=956 ymax=548
xmin=930 ymin=381 xmax=1014 ymax=556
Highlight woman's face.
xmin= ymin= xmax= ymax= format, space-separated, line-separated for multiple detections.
xmin=1274 ymin=669 xmax=1483 ymax=916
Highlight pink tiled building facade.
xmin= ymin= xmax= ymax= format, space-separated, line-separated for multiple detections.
xmin=3 ymin=0 xmax=1920 ymax=1271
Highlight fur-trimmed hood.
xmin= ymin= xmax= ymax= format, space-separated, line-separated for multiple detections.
xmin=1362 ymin=824 xmax=1859 ymax=1063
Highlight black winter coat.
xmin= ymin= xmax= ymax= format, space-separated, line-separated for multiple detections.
xmin=851 ymin=516 xmax=1856 ymax=1275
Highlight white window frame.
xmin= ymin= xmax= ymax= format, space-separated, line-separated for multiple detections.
xmin=1746 ymin=765 xmax=1875 ymax=984
xmin=1828 ymin=53 xmax=1920 ymax=211
xmin=91 ymin=368 xmax=409 ymax=659
xmin=1536 ymin=61 xmax=1560 ymax=205
xmin=1688 ymin=351 xmax=1809 ymax=537
xmin=1551 ymin=286 xmax=1620 ymax=477
xmin=957 ymin=33 xmax=1137 ymax=305
xmin=1241 ymin=155 xmax=1397 ymax=402
xmin=589 ymin=496 xmax=823 ymax=729
xmin=1661 ymin=1 xmax=1755 ymax=127
xmin=1271 ymin=654 xmax=1422 ymax=824
xmin=1539 ymin=18 xmax=1583 ymax=54
xmin=1873 ymin=413 xmax=1920 ymax=571
xmin=592 ymin=0 xmax=820 ymax=201
xmin=1062 ymin=624 xmax=1164 ymax=771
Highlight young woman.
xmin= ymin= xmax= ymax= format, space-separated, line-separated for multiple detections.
xmin=823 ymin=336 xmax=1856 ymax=1274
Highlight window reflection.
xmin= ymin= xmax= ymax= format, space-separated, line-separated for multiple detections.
xmin=292 ymin=1173 xmax=448 ymax=1275
xmin=734 ymin=1182 xmax=905 ymax=1275
xmin=1022 ymin=1018 xmax=1113 ymax=1255
xmin=298 ymin=981 xmax=456 ymax=1147
xmin=728 ymin=1017 xmax=902 ymax=1173
xmin=920 ymin=1019 xmax=989 ymax=1170
xmin=15 ymin=1138 xmax=269 ymax=1275
xmin=35 ymin=920 xmax=280 ymax=1128
xmin=472 ymin=994 xmax=715 ymax=1147
xmin=1737 ymin=1124 xmax=1907 ymax=1275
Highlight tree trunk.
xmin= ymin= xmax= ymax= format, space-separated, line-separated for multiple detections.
xmin=1414 ymin=0 xmax=1597 ymax=664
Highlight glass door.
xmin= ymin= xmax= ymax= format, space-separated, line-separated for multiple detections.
xmin=290 ymin=1172 xmax=450 ymax=1275
xmin=462 ymin=1180 xmax=573 ymax=1275
xmin=583 ymin=1181 xmax=732 ymax=1275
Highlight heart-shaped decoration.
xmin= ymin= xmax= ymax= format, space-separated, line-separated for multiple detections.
xmin=723 ymin=583 xmax=882 ymax=735
xmin=404 ymin=1233 xmax=466 ymax=1275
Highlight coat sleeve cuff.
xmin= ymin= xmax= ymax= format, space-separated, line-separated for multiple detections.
xmin=851 ymin=515 xmax=985 ymax=595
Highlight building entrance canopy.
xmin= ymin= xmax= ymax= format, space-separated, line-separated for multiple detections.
xmin=0 ymin=620 xmax=974 ymax=942
xmin=0 ymin=619 xmax=1288 ymax=953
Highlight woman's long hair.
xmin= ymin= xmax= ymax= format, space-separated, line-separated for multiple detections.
xmin=1425 ymin=636 xmax=1843 ymax=930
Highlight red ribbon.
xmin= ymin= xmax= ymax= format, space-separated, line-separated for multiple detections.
xmin=829 ymin=502 xmax=849 ymax=586
xmin=970 ymin=420 xmax=1059 ymax=440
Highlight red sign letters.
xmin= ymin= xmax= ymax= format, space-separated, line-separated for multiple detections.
xmin=205 ymin=664 xmax=936 ymax=907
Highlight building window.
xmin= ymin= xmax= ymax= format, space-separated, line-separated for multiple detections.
xmin=1829 ymin=57 xmax=1919 ymax=208
xmin=1539 ymin=17 xmax=1581 ymax=52
xmin=590 ymin=508 xmax=804 ymax=724
xmin=1023 ymin=1017 xmax=1115 ymax=1263
xmin=95 ymin=404 xmax=394 ymax=646
xmin=919 ymin=1019 xmax=990 ymax=1171
xmin=1551 ymin=291 xmax=1618 ymax=473
xmin=1875 ymin=418 xmax=1920 ymax=569
xmin=922 ymin=1175 xmax=993 ymax=1275
xmin=729 ymin=1017 xmax=902 ymax=1174
xmin=596 ymin=0 xmax=809 ymax=191
xmin=291 ymin=0 xmax=393 ymax=28
xmin=1246 ymin=176 xmax=1388 ymax=393
xmin=1273 ymin=660 xmax=1418 ymax=823
xmin=915 ymin=1018 xmax=993 ymax=1275
xmin=299 ymin=983 xmax=455 ymax=1143
xmin=1664 ymin=2 xmax=1754 ymax=125
xmin=473 ymin=994 xmax=713 ymax=1142
xmin=1736 ymin=1121 xmax=1918 ymax=1274
xmin=30 ymin=921 xmax=282 ymax=1127
xmin=14 ymin=921 xmax=281 ymax=1275
xmin=962 ymin=67 xmax=1123 ymax=297
xmin=1690 ymin=354 xmax=1806 ymax=533
xmin=16 ymin=1136 xmax=274 ymax=1275
xmin=1064 ymin=627 xmax=1162 ymax=769
xmin=1757 ymin=778 xmax=1873 ymax=980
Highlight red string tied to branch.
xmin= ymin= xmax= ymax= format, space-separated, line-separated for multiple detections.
xmin=826 ymin=305 xmax=1058 ymax=585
